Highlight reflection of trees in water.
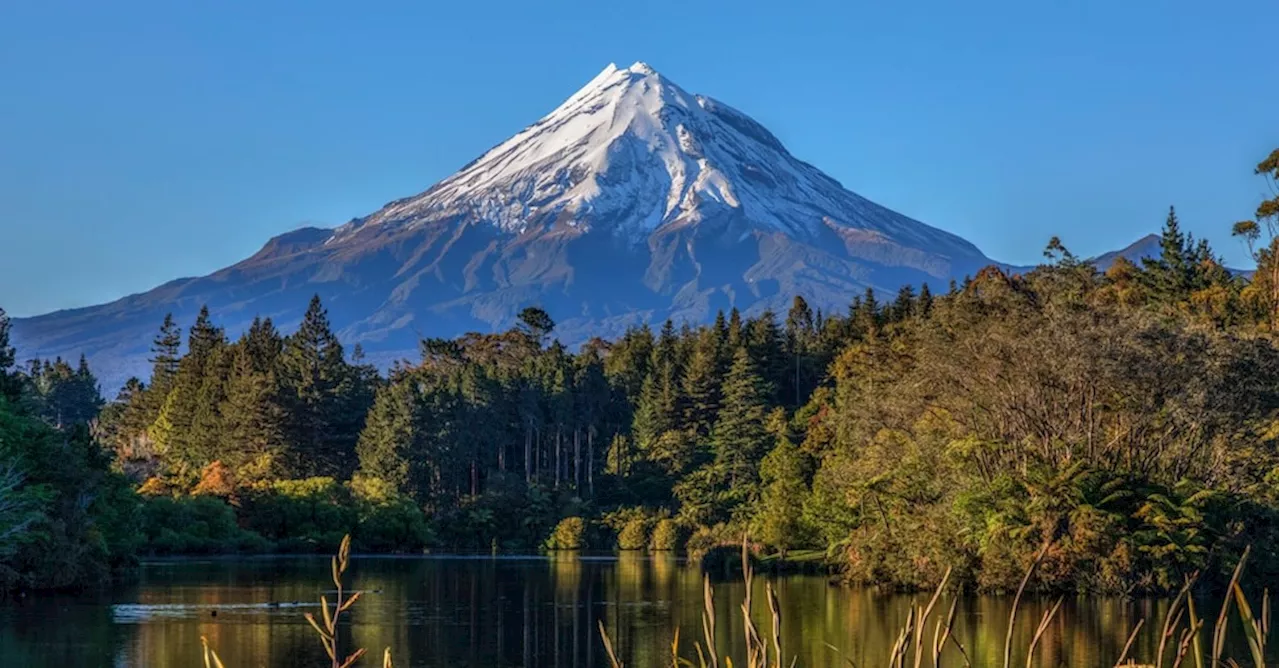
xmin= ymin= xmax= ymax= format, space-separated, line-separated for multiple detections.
xmin=4 ymin=557 xmax=1265 ymax=668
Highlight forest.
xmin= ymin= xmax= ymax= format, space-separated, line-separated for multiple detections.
xmin=0 ymin=151 xmax=1276 ymax=595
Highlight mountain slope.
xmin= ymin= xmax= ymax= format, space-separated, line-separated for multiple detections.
xmin=12 ymin=62 xmax=998 ymax=390
xmin=1089 ymin=234 xmax=1161 ymax=271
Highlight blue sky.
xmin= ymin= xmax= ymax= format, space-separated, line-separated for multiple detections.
xmin=1 ymin=0 xmax=1275 ymax=316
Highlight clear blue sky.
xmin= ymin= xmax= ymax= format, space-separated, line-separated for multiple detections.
xmin=1 ymin=0 xmax=1275 ymax=316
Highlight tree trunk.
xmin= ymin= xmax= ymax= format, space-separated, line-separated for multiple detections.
xmin=574 ymin=428 xmax=581 ymax=490
xmin=524 ymin=423 xmax=532 ymax=484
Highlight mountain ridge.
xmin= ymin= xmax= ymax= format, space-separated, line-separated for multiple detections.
xmin=7 ymin=63 xmax=1057 ymax=390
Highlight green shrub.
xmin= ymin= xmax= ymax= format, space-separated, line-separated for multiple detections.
xmin=240 ymin=477 xmax=357 ymax=552
xmin=351 ymin=476 xmax=433 ymax=552
xmin=138 ymin=495 xmax=268 ymax=555
xmin=650 ymin=519 xmax=681 ymax=551
xmin=545 ymin=516 xmax=587 ymax=550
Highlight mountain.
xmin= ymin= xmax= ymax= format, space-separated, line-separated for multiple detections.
xmin=1089 ymin=234 xmax=1161 ymax=271
xmin=12 ymin=62 xmax=999 ymax=391
xmin=1086 ymin=233 xmax=1250 ymax=276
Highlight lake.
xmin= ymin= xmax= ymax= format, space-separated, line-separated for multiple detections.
xmin=0 ymin=553 xmax=1268 ymax=667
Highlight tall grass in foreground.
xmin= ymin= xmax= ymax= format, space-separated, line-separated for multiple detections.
xmin=598 ymin=537 xmax=1271 ymax=668
xmin=204 ymin=534 xmax=1268 ymax=668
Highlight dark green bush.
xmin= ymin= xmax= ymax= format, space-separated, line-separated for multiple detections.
xmin=239 ymin=477 xmax=357 ymax=552
xmin=138 ymin=495 xmax=269 ymax=555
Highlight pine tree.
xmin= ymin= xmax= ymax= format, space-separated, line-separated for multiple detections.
xmin=156 ymin=308 xmax=226 ymax=478
xmin=745 ymin=311 xmax=785 ymax=403
xmin=681 ymin=328 xmax=722 ymax=440
xmin=23 ymin=356 xmax=103 ymax=428
xmin=1141 ymin=206 xmax=1197 ymax=303
xmin=711 ymin=347 xmax=771 ymax=509
xmin=754 ymin=429 xmax=810 ymax=555
xmin=784 ymin=297 xmax=817 ymax=407
xmin=279 ymin=295 xmax=362 ymax=478
xmin=242 ymin=316 xmax=283 ymax=373
xmin=0 ymin=307 xmax=19 ymax=402
xmin=633 ymin=320 xmax=682 ymax=450
xmin=356 ymin=376 xmax=422 ymax=499
xmin=852 ymin=287 xmax=880 ymax=337
xmin=219 ymin=343 xmax=286 ymax=479
xmin=727 ymin=308 xmax=744 ymax=351
xmin=148 ymin=313 xmax=182 ymax=393
xmin=890 ymin=285 xmax=916 ymax=323
xmin=603 ymin=325 xmax=653 ymax=404
xmin=916 ymin=283 xmax=934 ymax=319
xmin=190 ymin=341 xmax=231 ymax=465
xmin=573 ymin=349 xmax=611 ymax=496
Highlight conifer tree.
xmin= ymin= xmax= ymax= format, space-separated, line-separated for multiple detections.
xmin=726 ymin=307 xmax=744 ymax=351
xmin=148 ymin=313 xmax=182 ymax=396
xmin=681 ymin=328 xmax=723 ymax=440
xmin=711 ymin=347 xmax=771 ymax=508
xmin=632 ymin=320 xmax=682 ymax=450
xmin=603 ymin=325 xmax=653 ymax=404
xmin=156 ymin=306 xmax=226 ymax=477
xmin=890 ymin=285 xmax=915 ymax=323
xmin=356 ymin=375 xmax=423 ymax=499
xmin=784 ymin=296 xmax=818 ymax=407
xmin=1142 ymin=206 xmax=1197 ymax=303
xmin=745 ymin=311 xmax=786 ymax=403
xmin=0 ymin=307 xmax=18 ymax=402
xmin=280 ymin=295 xmax=362 ymax=478
xmin=754 ymin=426 xmax=810 ymax=555
xmin=219 ymin=342 xmax=286 ymax=478
xmin=916 ymin=283 xmax=934 ymax=319
xmin=242 ymin=316 xmax=283 ymax=373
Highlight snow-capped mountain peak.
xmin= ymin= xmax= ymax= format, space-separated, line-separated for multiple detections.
xmin=14 ymin=61 xmax=1000 ymax=391
xmin=335 ymin=63 xmax=983 ymax=258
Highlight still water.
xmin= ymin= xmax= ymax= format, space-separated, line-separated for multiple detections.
xmin=0 ymin=553 xmax=1269 ymax=667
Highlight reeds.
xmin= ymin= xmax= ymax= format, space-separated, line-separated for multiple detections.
xmin=198 ymin=533 xmax=1268 ymax=667
xmin=303 ymin=534 xmax=368 ymax=668
xmin=596 ymin=537 xmax=1271 ymax=668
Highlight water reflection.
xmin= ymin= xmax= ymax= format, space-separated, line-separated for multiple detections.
xmin=0 ymin=555 xmax=1270 ymax=667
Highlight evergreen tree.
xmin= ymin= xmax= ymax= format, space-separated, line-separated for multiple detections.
xmin=681 ymin=328 xmax=722 ymax=440
xmin=0 ymin=307 xmax=19 ymax=402
xmin=603 ymin=325 xmax=653 ymax=404
xmin=356 ymin=376 xmax=423 ymax=500
xmin=279 ymin=295 xmax=363 ymax=478
xmin=726 ymin=307 xmax=744 ymax=351
xmin=242 ymin=316 xmax=283 ymax=373
xmin=155 ymin=306 xmax=226 ymax=478
xmin=219 ymin=342 xmax=286 ymax=479
xmin=890 ymin=285 xmax=916 ymax=323
xmin=22 ymin=356 xmax=103 ymax=429
xmin=784 ymin=297 xmax=818 ymax=407
xmin=754 ymin=428 xmax=810 ymax=555
xmin=1141 ymin=206 xmax=1197 ymax=302
xmin=148 ymin=313 xmax=182 ymax=398
xmin=189 ymin=341 xmax=231 ymax=466
xmin=632 ymin=321 xmax=682 ymax=450
xmin=851 ymin=287 xmax=880 ymax=337
xmin=916 ymin=283 xmax=934 ymax=319
xmin=710 ymin=347 xmax=771 ymax=511
xmin=745 ymin=311 xmax=786 ymax=403
xmin=573 ymin=350 xmax=611 ymax=496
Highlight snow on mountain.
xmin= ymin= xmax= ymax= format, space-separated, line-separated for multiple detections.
xmin=330 ymin=62 xmax=983 ymax=258
xmin=12 ymin=62 xmax=1000 ymax=391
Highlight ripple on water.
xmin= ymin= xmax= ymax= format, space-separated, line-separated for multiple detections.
xmin=111 ymin=602 xmax=315 ymax=623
